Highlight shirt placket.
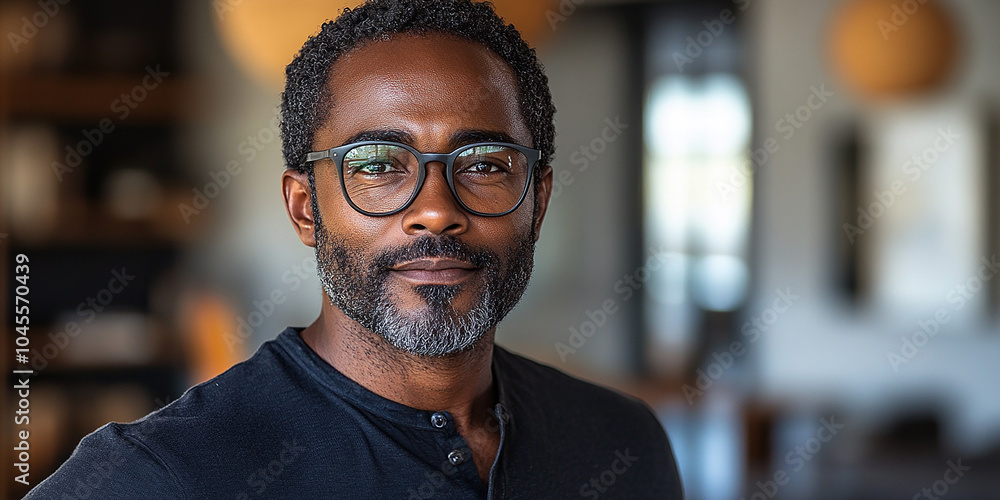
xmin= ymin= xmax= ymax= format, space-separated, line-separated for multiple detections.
xmin=486 ymin=402 xmax=509 ymax=500
xmin=427 ymin=410 xmax=481 ymax=493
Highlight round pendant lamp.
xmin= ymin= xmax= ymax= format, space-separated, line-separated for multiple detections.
xmin=827 ymin=0 xmax=960 ymax=99
xmin=214 ymin=0 xmax=558 ymax=89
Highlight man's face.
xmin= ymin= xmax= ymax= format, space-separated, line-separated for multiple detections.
xmin=305 ymin=33 xmax=550 ymax=356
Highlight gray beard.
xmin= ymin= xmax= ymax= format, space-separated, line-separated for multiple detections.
xmin=313 ymin=226 xmax=533 ymax=357
xmin=367 ymin=282 xmax=496 ymax=356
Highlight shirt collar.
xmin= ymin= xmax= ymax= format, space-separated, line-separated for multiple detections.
xmin=276 ymin=327 xmax=513 ymax=429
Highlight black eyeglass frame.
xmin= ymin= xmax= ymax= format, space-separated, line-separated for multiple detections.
xmin=304 ymin=140 xmax=542 ymax=217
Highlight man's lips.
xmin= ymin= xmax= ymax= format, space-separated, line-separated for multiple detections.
xmin=389 ymin=258 xmax=479 ymax=285
xmin=392 ymin=258 xmax=476 ymax=271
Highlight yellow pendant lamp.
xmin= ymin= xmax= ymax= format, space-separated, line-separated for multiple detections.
xmin=827 ymin=0 xmax=960 ymax=99
xmin=214 ymin=0 xmax=558 ymax=90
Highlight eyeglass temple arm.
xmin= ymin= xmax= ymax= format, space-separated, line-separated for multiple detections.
xmin=305 ymin=151 xmax=332 ymax=164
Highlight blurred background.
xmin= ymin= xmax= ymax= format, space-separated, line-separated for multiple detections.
xmin=1 ymin=0 xmax=998 ymax=498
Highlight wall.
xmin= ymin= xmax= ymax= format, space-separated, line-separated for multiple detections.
xmin=750 ymin=0 xmax=1000 ymax=453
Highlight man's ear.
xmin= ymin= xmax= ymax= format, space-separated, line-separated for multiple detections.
xmin=282 ymin=169 xmax=317 ymax=247
xmin=533 ymin=165 xmax=554 ymax=242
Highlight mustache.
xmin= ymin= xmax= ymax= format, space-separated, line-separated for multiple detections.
xmin=371 ymin=236 xmax=497 ymax=272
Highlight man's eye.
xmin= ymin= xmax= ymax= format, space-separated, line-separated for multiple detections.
xmin=462 ymin=161 xmax=506 ymax=175
xmin=351 ymin=160 xmax=396 ymax=175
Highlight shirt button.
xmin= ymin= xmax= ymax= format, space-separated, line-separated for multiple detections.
xmin=447 ymin=449 xmax=465 ymax=466
xmin=430 ymin=412 xmax=448 ymax=428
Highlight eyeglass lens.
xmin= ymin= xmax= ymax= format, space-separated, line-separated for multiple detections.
xmin=341 ymin=143 xmax=530 ymax=214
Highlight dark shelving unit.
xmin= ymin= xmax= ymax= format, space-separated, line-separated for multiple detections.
xmin=1 ymin=1 xmax=205 ymax=497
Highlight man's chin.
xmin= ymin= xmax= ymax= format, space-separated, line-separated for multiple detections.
xmin=412 ymin=283 xmax=461 ymax=306
xmin=367 ymin=285 xmax=496 ymax=354
xmin=384 ymin=287 xmax=481 ymax=322
xmin=373 ymin=308 xmax=491 ymax=357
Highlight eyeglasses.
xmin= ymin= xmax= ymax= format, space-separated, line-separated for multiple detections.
xmin=304 ymin=141 xmax=541 ymax=217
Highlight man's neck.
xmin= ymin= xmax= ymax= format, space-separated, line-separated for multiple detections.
xmin=300 ymin=306 xmax=497 ymax=431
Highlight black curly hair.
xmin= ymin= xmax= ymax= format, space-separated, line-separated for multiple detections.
xmin=280 ymin=0 xmax=557 ymax=184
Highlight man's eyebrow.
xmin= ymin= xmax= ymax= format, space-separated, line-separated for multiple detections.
xmin=450 ymin=130 xmax=520 ymax=147
xmin=339 ymin=129 xmax=415 ymax=147
xmin=337 ymin=129 xmax=522 ymax=149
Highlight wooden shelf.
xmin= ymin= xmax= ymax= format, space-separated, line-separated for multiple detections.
xmin=12 ymin=195 xmax=205 ymax=248
xmin=3 ymin=74 xmax=204 ymax=123
xmin=1 ymin=4 xmax=200 ymax=499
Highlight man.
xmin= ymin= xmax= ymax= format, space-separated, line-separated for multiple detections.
xmin=28 ymin=1 xmax=683 ymax=498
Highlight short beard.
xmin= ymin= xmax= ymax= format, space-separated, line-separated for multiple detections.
xmin=313 ymin=217 xmax=535 ymax=357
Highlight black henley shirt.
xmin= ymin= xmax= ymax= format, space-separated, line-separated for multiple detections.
xmin=26 ymin=327 xmax=684 ymax=499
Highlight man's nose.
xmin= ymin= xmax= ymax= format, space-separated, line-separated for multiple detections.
xmin=400 ymin=162 xmax=469 ymax=236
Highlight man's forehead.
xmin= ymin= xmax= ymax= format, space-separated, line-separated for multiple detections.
xmin=316 ymin=33 xmax=530 ymax=148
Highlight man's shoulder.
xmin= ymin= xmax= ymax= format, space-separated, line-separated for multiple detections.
xmin=114 ymin=329 xmax=318 ymax=450
xmin=27 ymin=330 xmax=321 ymax=498
xmin=26 ymin=420 xmax=186 ymax=498
xmin=493 ymin=347 xmax=685 ymax=498
xmin=137 ymin=332 xmax=292 ymax=424
xmin=494 ymin=346 xmax=660 ymax=425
